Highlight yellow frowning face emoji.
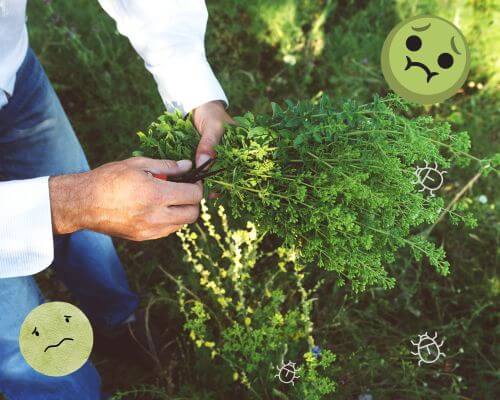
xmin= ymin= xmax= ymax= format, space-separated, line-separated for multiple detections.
xmin=381 ymin=15 xmax=470 ymax=104
xmin=19 ymin=302 xmax=93 ymax=377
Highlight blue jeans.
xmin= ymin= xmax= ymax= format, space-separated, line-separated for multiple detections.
xmin=0 ymin=49 xmax=139 ymax=399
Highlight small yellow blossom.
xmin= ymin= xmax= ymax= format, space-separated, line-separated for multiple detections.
xmin=194 ymin=264 xmax=203 ymax=273
xmin=189 ymin=232 xmax=198 ymax=240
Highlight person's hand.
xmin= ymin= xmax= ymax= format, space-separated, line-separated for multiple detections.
xmin=192 ymin=100 xmax=233 ymax=168
xmin=49 ymin=157 xmax=203 ymax=241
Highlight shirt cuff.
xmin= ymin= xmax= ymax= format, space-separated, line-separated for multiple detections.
xmin=0 ymin=177 xmax=54 ymax=278
xmin=0 ymin=91 xmax=8 ymax=110
xmin=147 ymin=54 xmax=228 ymax=116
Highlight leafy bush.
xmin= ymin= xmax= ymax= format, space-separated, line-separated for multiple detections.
xmin=136 ymin=95 xmax=488 ymax=292
xmin=164 ymin=200 xmax=336 ymax=399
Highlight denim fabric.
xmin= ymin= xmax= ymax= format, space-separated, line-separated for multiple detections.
xmin=0 ymin=48 xmax=139 ymax=400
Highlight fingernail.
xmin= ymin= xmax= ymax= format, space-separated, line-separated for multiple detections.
xmin=177 ymin=159 xmax=192 ymax=169
xmin=197 ymin=154 xmax=211 ymax=168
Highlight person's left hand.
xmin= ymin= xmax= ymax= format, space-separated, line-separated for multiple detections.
xmin=192 ymin=100 xmax=233 ymax=168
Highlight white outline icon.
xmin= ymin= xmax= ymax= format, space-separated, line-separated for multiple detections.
xmin=275 ymin=360 xmax=300 ymax=385
xmin=411 ymin=331 xmax=446 ymax=366
xmin=413 ymin=161 xmax=447 ymax=197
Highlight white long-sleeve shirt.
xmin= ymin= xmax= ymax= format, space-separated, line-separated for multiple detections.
xmin=0 ymin=0 xmax=227 ymax=278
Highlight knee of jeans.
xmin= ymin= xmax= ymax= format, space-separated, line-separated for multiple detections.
xmin=0 ymin=346 xmax=32 ymax=378
xmin=0 ymin=277 xmax=44 ymax=322
xmin=0 ymin=345 xmax=45 ymax=399
xmin=0 ymin=355 xmax=101 ymax=400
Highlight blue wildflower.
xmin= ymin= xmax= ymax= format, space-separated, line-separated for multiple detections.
xmin=312 ymin=346 xmax=321 ymax=358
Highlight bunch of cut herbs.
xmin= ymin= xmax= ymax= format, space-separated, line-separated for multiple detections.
xmin=136 ymin=94 xmax=492 ymax=291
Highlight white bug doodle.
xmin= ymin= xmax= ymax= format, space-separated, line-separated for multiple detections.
xmin=411 ymin=331 xmax=446 ymax=366
xmin=413 ymin=161 xmax=447 ymax=197
xmin=275 ymin=360 xmax=300 ymax=385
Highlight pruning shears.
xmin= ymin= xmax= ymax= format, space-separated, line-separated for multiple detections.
xmin=151 ymin=157 xmax=224 ymax=183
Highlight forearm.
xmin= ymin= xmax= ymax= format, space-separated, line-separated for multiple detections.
xmin=48 ymin=173 xmax=91 ymax=235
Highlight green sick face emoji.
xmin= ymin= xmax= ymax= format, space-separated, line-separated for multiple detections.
xmin=381 ymin=15 xmax=470 ymax=104
xmin=19 ymin=302 xmax=93 ymax=377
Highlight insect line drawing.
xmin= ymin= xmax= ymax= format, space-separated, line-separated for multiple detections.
xmin=410 ymin=331 xmax=446 ymax=366
xmin=413 ymin=161 xmax=447 ymax=197
xmin=275 ymin=360 xmax=300 ymax=385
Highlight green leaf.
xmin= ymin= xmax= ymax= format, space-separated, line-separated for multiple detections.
xmin=234 ymin=116 xmax=252 ymax=129
xmin=271 ymin=102 xmax=283 ymax=117
xmin=294 ymin=134 xmax=305 ymax=146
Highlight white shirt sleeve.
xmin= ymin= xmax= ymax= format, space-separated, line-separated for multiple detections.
xmin=0 ymin=177 xmax=54 ymax=278
xmin=97 ymin=0 xmax=228 ymax=115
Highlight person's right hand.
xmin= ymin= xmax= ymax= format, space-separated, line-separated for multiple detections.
xmin=49 ymin=157 xmax=203 ymax=240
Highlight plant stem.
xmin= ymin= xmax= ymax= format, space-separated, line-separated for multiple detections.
xmin=424 ymin=169 xmax=483 ymax=235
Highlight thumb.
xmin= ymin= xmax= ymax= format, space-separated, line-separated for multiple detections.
xmin=129 ymin=157 xmax=192 ymax=177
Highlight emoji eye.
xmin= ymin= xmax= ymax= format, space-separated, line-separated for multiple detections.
xmin=32 ymin=327 xmax=40 ymax=337
xmin=406 ymin=35 xmax=422 ymax=51
xmin=438 ymin=52 xmax=453 ymax=69
xmin=64 ymin=315 xmax=72 ymax=323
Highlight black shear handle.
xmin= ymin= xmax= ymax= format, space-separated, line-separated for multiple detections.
xmin=168 ymin=157 xmax=219 ymax=183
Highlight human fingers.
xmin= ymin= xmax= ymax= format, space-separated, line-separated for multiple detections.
xmin=156 ymin=180 xmax=203 ymax=206
xmin=126 ymin=156 xmax=192 ymax=176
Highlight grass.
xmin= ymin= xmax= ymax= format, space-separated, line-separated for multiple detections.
xmin=15 ymin=0 xmax=499 ymax=398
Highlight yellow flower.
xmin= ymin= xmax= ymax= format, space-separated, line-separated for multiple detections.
xmin=304 ymin=352 xmax=315 ymax=363
xmin=189 ymin=232 xmax=198 ymax=240
xmin=206 ymin=281 xmax=216 ymax=290
xmin=244 ymin=317 xmax=251 ymax=326
xmin=217 ymin=297 xmax=228 ymax=308
xmin=194 ymin=264 xmax=204 ymax=273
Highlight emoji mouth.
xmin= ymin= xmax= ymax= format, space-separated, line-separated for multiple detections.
xmin=405 ymin=56 xmax=439 ymax=83
xmin=44 ymin=337 xmax=74 ymax=352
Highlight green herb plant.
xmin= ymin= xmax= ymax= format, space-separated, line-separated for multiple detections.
xmin=161 ymin=200 xmax=336 ymax=399
xmin=137 ymin=94 xmax=491 ymax=292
